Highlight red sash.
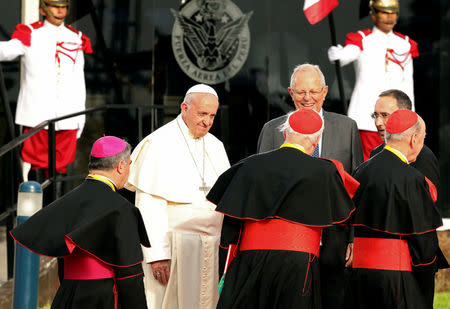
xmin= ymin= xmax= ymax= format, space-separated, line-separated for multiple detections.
xmin=353 ymin=237 xmax=412 ymax=271
xmin=64 ymin=248 xmax=114 ymax=280
xmin=239 ymin=219 xmax=322 ymax=257
xmin=64 ymin=248 xmax=118 ymax=309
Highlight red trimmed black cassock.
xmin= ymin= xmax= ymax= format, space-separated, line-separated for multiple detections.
xmin=370 ymin=143 xmax=448 ymax=307
xmin=207 ymin=145 xmax=358 ymax=308
xmin=11 ymin=177 xmax=150 ymax=309
xmin=351 ymin=148 xmax=444 ymax=309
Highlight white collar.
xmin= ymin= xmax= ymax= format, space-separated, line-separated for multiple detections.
xmin=44 ymin=19 xmax=65 ymax=30
xmin=373 ymin=26 xmax=394 ymax=37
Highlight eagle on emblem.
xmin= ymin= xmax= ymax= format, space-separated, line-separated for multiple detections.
xmin=171 ymin=8 xmax=253 ymax=71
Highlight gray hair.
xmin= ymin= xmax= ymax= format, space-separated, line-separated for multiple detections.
xmin=385 ymin=120 xmax=421 ymax=142
xmin=290 ymin=63 xmax=326 ymax=89
xmin=378 ymin=89 xmax=412 ymax=110
xmin=183 ymin=93 xmax=194 ymax=106
xmin=88 ymin=141 xmax=131 ymax=171
xmin=279 ymin=111 xmax=324 ymax=143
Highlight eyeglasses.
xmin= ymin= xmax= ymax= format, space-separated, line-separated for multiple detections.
xmin=291 ymin=87 xmax=324 ymax=98
xmin=371 ymin=112 xmax=391 ymax=120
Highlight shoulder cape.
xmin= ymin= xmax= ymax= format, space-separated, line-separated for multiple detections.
xmin=11 ymin=180 xmax=150 ymax=267
xmin=352 ymin=149 xmax=442 ymax=235
xmin=207 ymin=147 xmax=356 ymax=226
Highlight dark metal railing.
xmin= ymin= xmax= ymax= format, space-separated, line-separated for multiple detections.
xmin=0 ymin=103 xmax=229 ymax=280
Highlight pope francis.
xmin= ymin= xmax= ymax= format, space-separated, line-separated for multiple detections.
xmin=126 ymin=84 xmax=230 ymax=309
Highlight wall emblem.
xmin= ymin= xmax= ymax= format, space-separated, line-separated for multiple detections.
xmin=171 ymin=0 xmax=253 ymax=85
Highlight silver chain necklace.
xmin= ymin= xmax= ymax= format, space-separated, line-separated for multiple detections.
xmin=176 ymin=117 xmax=211 ymax=195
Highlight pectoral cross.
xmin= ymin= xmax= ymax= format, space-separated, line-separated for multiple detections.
xmin=199 ymin=181 xmax=211 ymax=195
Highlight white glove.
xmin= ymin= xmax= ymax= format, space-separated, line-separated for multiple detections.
xmin=327 ymin=44 xmax=360 ymax=66
xmin=328 ymin=44 xmax=344 ymax=62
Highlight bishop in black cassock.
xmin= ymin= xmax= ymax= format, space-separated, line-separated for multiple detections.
xmin=11 ymin=136 xmax=150 ymax=309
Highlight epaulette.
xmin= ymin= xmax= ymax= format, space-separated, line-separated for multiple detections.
xmin=11 ymin=21 xmax=43 ymax=46
xmin=344 ymin=29 xmax=372 ymax=51
xmin=30 ymin=20 xmax=44 ymax=29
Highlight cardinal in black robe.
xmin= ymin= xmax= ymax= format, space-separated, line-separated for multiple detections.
xmin=369 ymin=90 xmax=448 ymax=307
xmin=351 ymin=110 xmax=443 ymax=309
xmin=207 ymin=109 xmax=358 ymax=308
xmin=11 ymin=136 xmax=150 ymax=309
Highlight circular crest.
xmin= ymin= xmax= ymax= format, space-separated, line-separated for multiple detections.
xmin=171 ymin=0 xmax=253 ymax=85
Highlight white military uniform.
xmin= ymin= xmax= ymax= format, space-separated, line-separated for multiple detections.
xmin=328 ymin=26 xmax=418 ymax=132
xmin=0 ymin=20 xmax=90 ymax=133
xmin=126 ymin=114 xmax=230 ymax=309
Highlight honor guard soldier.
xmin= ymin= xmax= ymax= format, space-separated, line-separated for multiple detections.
xmin=0 ymin=0 xmax=92 ymax=181
xmin=328 ymin=0 xmax=418 ymax=161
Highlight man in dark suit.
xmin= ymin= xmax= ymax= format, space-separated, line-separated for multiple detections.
xmin=257 ymin=63 xmax=363 ymax=309
xmin=257 ymin=64 xmax=363 ymax=173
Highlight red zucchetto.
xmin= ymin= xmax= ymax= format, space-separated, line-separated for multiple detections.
xmin=91 ymin=136 xmax=126 ymax=158
xmin=288 ymin=109 xmax=323 ymax=134
xmin=385 ymin=109 xmax=418 ymax=134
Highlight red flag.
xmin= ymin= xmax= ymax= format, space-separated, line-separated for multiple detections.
xmin=303 ymin=0 xmax=339 ymax=25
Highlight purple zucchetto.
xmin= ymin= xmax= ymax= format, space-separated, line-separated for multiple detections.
xmin=90 ymin=136 xmax=126 ymax=158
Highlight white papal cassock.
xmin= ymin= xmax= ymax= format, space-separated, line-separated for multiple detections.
xmin=126 ymin=114 xmax=230 ymax=309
